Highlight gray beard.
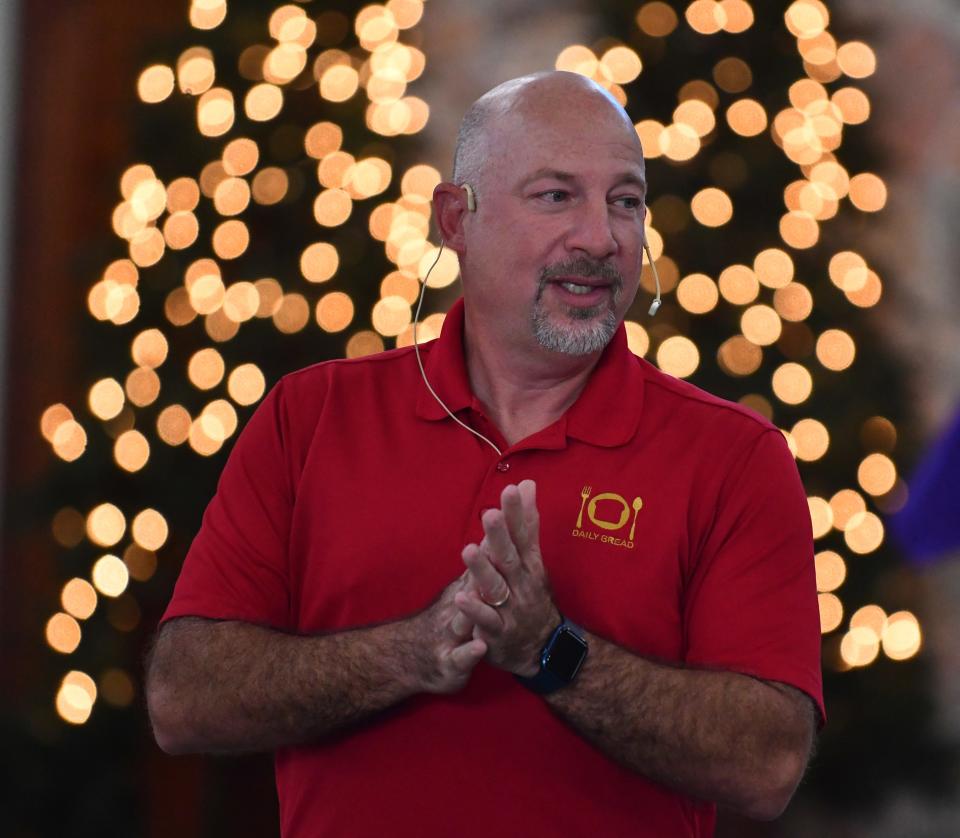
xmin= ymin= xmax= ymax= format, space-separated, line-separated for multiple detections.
xmin=532 ymin=302 xmax=619 ymax=355
xmin=531 ymin=258 xmax=623 ymax=356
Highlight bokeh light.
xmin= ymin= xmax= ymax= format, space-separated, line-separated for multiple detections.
xmin=741 ymin=305 xmax=782 ymax=346
xmin=624 ymin=321 xmax=650 ymax=357
xmin=316 ymin=292 xmax=355 ymax=332
xmin=677 ymin=273 xmax=719 ymax=314
xmin=882 ymin=612 xmax=922 ymax=661
xmin=816 ymin=328 xmax=856 ymax=371
xmin=691 ymin=188 xmax=733 ymax=226
xmin=92 ymin=555 xmax=131 ymax=598
xmin=86 ymin=504 xmax=125 ymax=547
xmin=301 ymin=242 xmax=340 ymax=283
xmin=188 ymin=348 xmax=226 ymax=390
xmin=636 ymin=2 xmax=679 ymax=37
xmin=656 ymin=336 xmax=700 ymax=379
xmin=774 ymin=283 xmax=813 ymax=321
xmin=273 ymin=293 xmax=311 ymax=334
xmin=157 ymin=405 xmax=192 ymax=446
xmin=772 ymin=362 xmax=813 ymax=404
xmin=46 ymin=613 xmax=82 ymax=654
xmin=818 ymin=592 xmax=843 ymax=633
xmin=717 ymin=336 xmax=762 ymax=377
xmin=115 ymin=430 xmax=150 ymax=473
xmin=346 ymin=330 xmax=386 ymax=358
xmin=829 ymin=489 xmax=867 ymax=530
xmin=718 ymin=264 xmax=759 ymax=305
xmin=56 ymin=670 xmax=98 ymax=725
xmin=61 ymin=578 xmax=98 ymax=620
xmin=88 ymin=379 xmax=125 ymax=421
xmin=791 ymin=418 xmax=830 ymax=461
xmin=132 ymin=509 xmax=169 ymax=551
xmin=858 ymin=452 xmax=897 ymax=496
xmin=808 ymin=496 xmax=833 ymax=539
xmin=138 ymin=65 xmax=175 ymax=103
xmin=815 ymin=551 xmax=846 ymax=593
xmin=726 ymin=98 xmax=767 ymax=136
xmin=844 ymin=511 xmax=885 ymax=554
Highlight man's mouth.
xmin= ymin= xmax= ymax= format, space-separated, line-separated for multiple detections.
xmin=557 ymin=280 xmax=607 ymax=295
xmin=537 ymin=259 xmax=623 ymax=307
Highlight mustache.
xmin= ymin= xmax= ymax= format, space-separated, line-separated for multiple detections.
xmin=539 ymin=257 xmax=624 ymax=287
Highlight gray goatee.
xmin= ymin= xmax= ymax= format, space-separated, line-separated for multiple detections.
xmin=532 ymin=257 xmax=623 ymax=356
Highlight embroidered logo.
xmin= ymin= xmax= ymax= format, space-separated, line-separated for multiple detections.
xmin=572 ymin=485 xmax=643 ymax=550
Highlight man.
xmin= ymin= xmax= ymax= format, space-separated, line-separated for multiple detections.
xmin=147 ymin=71 xmax=823 ymax=836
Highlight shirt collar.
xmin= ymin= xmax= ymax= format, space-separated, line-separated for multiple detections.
xmin=415 ymin=297 xmax=645 ymax=448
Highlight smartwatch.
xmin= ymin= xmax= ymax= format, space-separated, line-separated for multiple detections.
xmin=515 ymin=616 xmax=588 ymax=695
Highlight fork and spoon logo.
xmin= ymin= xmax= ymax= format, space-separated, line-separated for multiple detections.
xmin=572 ymin=485 xmax=643 ymax=549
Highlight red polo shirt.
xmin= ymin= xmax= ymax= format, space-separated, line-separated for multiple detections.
xmin=163 ymin=297 xmax=823 ymax=837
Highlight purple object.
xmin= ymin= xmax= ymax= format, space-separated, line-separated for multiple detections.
xmin=891 ymin=406 xmax=960 ymax=562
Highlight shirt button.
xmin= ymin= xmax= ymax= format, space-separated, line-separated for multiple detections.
xmin=496 ymin=461 xmax=510 ymax=472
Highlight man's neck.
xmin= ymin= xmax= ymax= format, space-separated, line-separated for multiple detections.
xmin=463 ymin=324 xmax=602 ymax=447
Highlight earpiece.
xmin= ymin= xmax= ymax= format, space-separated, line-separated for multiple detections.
xmin=463 ymin=183 xmax=477 ymax=212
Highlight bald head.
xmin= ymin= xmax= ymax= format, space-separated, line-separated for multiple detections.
xmin=452 ymin=71 xmax=641 ymax=194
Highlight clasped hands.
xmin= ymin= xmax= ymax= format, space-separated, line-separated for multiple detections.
xmin=445 ymin=479 xmax=561 ymax=683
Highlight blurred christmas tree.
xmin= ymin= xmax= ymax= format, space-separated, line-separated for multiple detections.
xmin=30 ymin=0 xmax=453 ymax=833
xmin=21 ymin=0 xmax=955 ymax=834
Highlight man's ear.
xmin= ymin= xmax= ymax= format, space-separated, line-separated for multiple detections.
xmin=432 ymin=182 xmax=472 ymax=253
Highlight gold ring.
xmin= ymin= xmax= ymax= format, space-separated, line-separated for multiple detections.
xmin=481 ymin=588 xmax=511 ymax=608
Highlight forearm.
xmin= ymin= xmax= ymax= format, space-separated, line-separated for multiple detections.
xmin=545 ymin=632 xmax=815 ymax=819
xmin=146 ymin=616 xmax=422 ymax=755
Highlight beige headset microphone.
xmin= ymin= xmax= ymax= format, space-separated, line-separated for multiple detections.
xmin=413 ymin=183 xmax=503 ymax=455
xmin=412 ymin=183 xmax=662 ymax=455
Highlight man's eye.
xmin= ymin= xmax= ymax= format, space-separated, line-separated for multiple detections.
xmin=539 ymin=190 xmax=569 ymax=203
xmin=614 ymin=196 xmax=643 ymax=210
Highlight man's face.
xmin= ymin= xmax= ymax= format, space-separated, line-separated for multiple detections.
xmin=460 ymin=88 xmax=647 ymax=358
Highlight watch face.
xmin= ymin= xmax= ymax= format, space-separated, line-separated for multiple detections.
xmin=543 ymin=627 xmax=588 ymax=682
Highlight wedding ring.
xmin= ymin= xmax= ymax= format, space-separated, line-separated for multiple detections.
xmin=481 ymin=588 xmax=511 ymax=608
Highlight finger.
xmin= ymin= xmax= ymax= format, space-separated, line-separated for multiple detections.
xmin=481 ymin=509 xmax=522 ymax=582
xmin=518 ymin=479 xmax=541 ymax=550
xmin=454 ymin=590 xmax=504 ymax=635
xmin=449 ymin=638 xmax=487 ymax=672
xmin=461 ymin=542 xmax=510 ymax=605
xmin=500 ymin=484 xmax=529 ymax=553
xmin=450 ymin=609 xmax=474 ymax=641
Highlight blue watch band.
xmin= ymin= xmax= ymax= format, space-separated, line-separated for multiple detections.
xmin=515 ymin=617 xmax=588 ymax=695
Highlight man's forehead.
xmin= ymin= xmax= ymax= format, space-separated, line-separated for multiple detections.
xmin=491 ymin=108 xmax=646 ymax=186
xmin=515 ymin=165 xmax=647 ymax=191
xmin=499 ymin=89 xmax=633 ymax=131
xmin=498 ymin=82 xmax=641 ymax=150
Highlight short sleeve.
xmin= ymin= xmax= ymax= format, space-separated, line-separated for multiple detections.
xmin=161 ymin=380 xmax=294 ymax=629
xmin=683 ymin=429 xmax=824 ymax=722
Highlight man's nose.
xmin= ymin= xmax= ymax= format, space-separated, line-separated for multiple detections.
xmin=564 ymin=198 xmax=618 ymax=259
